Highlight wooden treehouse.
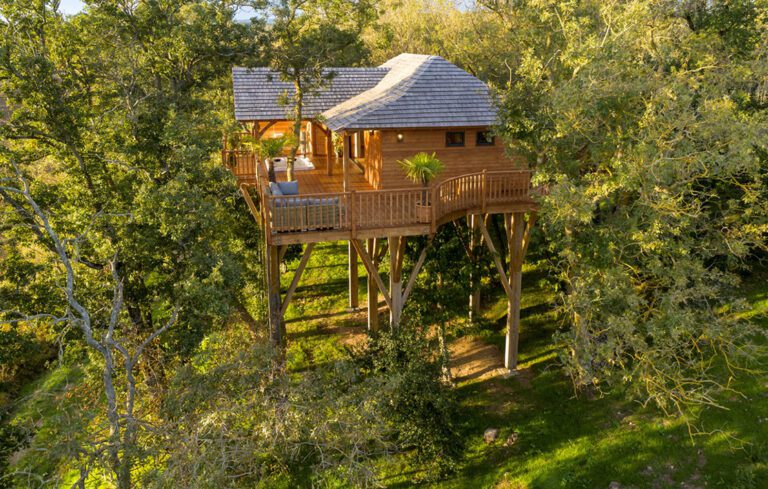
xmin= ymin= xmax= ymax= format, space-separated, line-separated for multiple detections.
xmin=224 ymin=54 xmax=537 ymax=370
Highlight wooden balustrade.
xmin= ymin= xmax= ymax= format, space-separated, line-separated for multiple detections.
xmin=268 ymin=192 xmax=351 ymax=233
xmin=226 ymin=150 xmax=258 ymax=181
xmin=225 ymin=150 xmax=534 ymax=239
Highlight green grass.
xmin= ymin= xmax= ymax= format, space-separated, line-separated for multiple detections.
xmin=278 ymin=243 xmax=768 ymax=488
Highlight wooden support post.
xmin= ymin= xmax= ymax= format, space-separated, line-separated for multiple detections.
xmin=468 ymin=214 xmax=481 ymax=323
xmin=367 ymin=238 xmax=379 ymax=332
xmin=351 ymin=239 xmax=392 ymax=312
xmin=505 ymin=213 xmax=526 ymax=371
xmin=389 ymin=236 xmax=405 ymax=328
xmin=348 ymin=241 xmax=359 ymax=310
xmin=267 ymin=244 xmax=284 ymax=347
xmin=342 ymin=131 xmax=350 ymax=191
xmin=325 ymin=128 xmax=334 ymax=176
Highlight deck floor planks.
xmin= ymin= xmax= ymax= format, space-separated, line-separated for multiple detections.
xmin=272 ymin=155 xmax=374 ymax=194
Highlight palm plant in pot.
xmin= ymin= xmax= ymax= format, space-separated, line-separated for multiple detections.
xmin=259 ymin=136 xmax=289 ymax=182
xmin=398 ymin=152 xmax=445 ymax=222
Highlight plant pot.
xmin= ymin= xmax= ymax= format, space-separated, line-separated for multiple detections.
xmin=415 ymin=203 xmax=431 ymax=223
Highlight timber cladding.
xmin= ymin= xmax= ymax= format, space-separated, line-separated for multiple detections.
xmin=378 ymin=128 xmax=526 ymax=189
xmin=363 ymin=130 xmax=383 ymax=189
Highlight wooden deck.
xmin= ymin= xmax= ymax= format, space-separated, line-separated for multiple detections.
xmin=225 ymin=150 xmax=536 ymax=245
xmin=281 ymin=155 xmax=374 ymax=193
xmin=224 ymin=152 xmax=374 ymax=193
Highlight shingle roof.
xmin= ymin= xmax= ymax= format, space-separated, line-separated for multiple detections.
xmin=322 ymin=54 xmax=498 ymax=130
xmin=232 ymin=67 xmax=388 ymax=121
xmin=232 ymin=54 xmax=499 ymax=129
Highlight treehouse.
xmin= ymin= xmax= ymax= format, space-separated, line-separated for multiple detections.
xmin=224 ymin=53 xmax=538 ymax=370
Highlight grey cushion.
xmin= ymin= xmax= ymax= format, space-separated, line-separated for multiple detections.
xmin=277 ymin=180 xmax=299 ymax=195
xmin=308 ymin=197 xmax=340 ymax=206
xmin=269 ymin=182 xmax=283 ymax=196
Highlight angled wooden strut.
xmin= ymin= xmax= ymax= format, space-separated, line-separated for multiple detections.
xmin=478 ymin=212 xmax=536 ymax=370
xmin=280 ymin=243 xmax=315 ymax=318
xmin=240 ymin=184 xmax=260 ymax=223
xmin=352 ymin=239 xmax=392 ymax=312
xmin=351 ymin=237 xmax=432 ymax=329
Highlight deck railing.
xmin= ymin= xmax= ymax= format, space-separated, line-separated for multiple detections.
xmin=225 ymin=151 xmax=533 ymax=238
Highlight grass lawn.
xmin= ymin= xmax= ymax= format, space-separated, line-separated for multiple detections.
xmin=279 ymin=241 xmax=768 ymax=488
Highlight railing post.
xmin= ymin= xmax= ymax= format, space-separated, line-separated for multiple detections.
xmin=431 ymin=185 xmax=438 ymax=233
xmin=481 ymin=169 xmax=487 ymax=213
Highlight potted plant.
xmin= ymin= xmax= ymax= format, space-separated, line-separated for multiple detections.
xmin=398 ymin=152 xmax=445 ymax=222
xmin=258 ymin=136 xmax=289 ymax=183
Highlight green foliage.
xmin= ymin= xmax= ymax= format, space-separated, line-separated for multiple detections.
xmin=0 ymin=0 xmax=266 ymax=484
xmin=488 ymin=0 xmax=768 ymax=415
xmin=398 ymin=152 xmax=445 ymax=186
xmin=356 ymin=324 xmax=463 ymax=479
xmin=259 ymin=134 xmax=293 ymax=159
xmin=150 ymin=322 xmax=397 ymax=488
xmin=265 ymin=0 xmax=375 ymax=173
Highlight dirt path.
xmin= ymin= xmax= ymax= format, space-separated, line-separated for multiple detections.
xmin=448 ymin=335 xmax=534 ymax=388
xmin=449 ymin=336 xmax=508 ymax=382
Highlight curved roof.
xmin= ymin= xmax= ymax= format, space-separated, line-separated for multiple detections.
xmin=232 ymin=53 xmax=499 ymax=129
xmin=322 ymin=54 xmax=498 ymax=130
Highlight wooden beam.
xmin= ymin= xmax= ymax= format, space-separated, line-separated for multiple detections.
xmin=348 ymin=241 xmax=359 ymax=310
xmin=389 ymin=236 xmax=405 ymax=327
xmin=478 ymin=215 xmax=514 ymax=301
xmin=257 ymin=120 xmax=277 ymax=139
xmin=393 ymin=235 xmax=406 ymax=282
xmin=505 ymin=212 xmax=526 ymax=370
xmin=239 ymin=184 xmax=260 ymax=223
xmin=278 ymin=245 xmax=288 ymax=263
xmin=325 ymin=127 xmax=334 ymax=176
xmin=521 ymin=212 xmax=537 ymax=260
xmin=342 ymin=131 xmax=350 ymax=191
xmin=367 ymin=238 xmax=379 ymax=332
xmin=352 ymin=239 xmax=392 ymax=311
xmin=279 ymin=243 xmax=315 ymax=318
xmin=401 ymin=238 xmax=431 ymax=306
xmin=469 ymin=214 xmax=481 ymax=322
xmin=375 ymin=239 xmax=388 ymax=263
xmin=267 ymin=244 xmax=283 ymax=347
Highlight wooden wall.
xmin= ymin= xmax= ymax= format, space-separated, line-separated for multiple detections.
xmin=363 ymin=130 xmax=383 ymax=189
xmin=311 ymin=122 xmax=329 ymax=156
xmin=378 ymin=127 xmax=526 ymax=189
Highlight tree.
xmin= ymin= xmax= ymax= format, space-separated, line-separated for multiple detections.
xmin=1 ymin=161 xmax=178 ymax=488
xmin=489 ymin=0 xmax=768 ymax=416
xmin=0 ymin=0 xmax=267 ymax=483
xmin=265 ymin=0 xmax=374 ymax=181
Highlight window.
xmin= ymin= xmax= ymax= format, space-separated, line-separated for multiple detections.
xmin=476 ymin=131 xmax=495 ymax=146
xmin=446 ymin=131 xmax=465 ymax=147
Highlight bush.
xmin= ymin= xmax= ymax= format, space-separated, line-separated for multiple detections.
xmin=355 ymin=323 xmax=463 ymax=479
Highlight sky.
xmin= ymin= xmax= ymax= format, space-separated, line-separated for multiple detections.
xmin=56 ymin=0 xmax=256 ymax=20
xmin=59 ymin=0 xmax=84 ymax=15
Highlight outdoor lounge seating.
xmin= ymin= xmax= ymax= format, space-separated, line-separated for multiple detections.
xmin=264 ymin=181 xmax=342 ymax=232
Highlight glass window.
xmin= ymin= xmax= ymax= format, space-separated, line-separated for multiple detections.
xmin=476 ymin=131 xmax=495 ymax=146
xmin=446 ymin=131 xmax=465 ymax=147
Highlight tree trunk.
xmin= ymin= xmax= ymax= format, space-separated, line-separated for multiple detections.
xmin=288 ymin=79 xmax=304 ymax=182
